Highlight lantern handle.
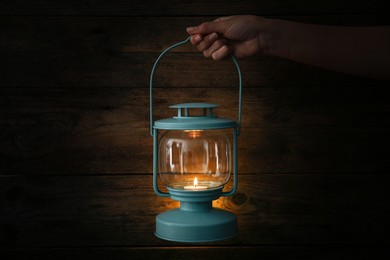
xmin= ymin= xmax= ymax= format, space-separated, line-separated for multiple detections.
xmin=150 ymin=36 xmax=243 ymax=136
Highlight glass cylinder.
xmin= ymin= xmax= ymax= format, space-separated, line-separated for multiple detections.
xmin=159 ymin=129 xmax=232 ymax=190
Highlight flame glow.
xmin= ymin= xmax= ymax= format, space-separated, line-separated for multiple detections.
xmin=185 ymin=130 xmax=203 ymax=138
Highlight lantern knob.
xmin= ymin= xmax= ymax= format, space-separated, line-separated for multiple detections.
xmin=170 ymin=103 xmax=218 ymax=118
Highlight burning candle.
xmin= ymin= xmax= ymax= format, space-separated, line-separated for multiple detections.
xmin=183 ymin=177 xmax=208 ymax=190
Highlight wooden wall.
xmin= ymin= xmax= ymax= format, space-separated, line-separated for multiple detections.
xmin=1 ymin=0 xmax=389 ymax=258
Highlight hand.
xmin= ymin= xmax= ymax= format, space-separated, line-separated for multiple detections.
xmin=186 ymin=15 xmax=266 ymax=60
xmin=188 ymin=15 xmax=390 ymax=79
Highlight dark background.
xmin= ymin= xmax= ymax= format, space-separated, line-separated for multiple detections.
xmin=1 ymin=0 xmax=389 ymax=259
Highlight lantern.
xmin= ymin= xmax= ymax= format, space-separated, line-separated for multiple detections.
xmin=150 ymin=36 xmax=242 ymax=242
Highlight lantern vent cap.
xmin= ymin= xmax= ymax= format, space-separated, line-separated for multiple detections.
xmin=169 ymin=103 xmax=218 ymax=109
xmin=170 ymin=102 xmax=218 ymax=119
xmin=154 ymin=102 xmax=236 ymax=130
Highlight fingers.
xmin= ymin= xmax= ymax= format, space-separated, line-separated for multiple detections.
xmin=203 ymin=38 xmax=226 ymax=58
xmin=187 ymin=17 xmax=232 ymax=60
xmin=190 ymin=34 xmax=203 ymax=45
xmin=186 ymin=18 xmax=228 ymax=35
xmin=188 ymin=32 xmax=231 ymax=60
xmin=189 ymin=32 xmax=219 ymax=51
xmin=211 ymin=45 xmax=232 ymax=60
xmin=186 ymin=21 xmax=214 ymax=35
xmin=196 ymin=32 xmax=218 ymax=51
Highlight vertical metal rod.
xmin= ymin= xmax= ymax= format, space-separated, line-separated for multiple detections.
xmin=208 ymin=108 xmax=213 ymax=116
xmin=222 ymin=127 xmax=238 ymax=197
xmin=153 ymin=128 xmax=170 ymax=197
xmin=150 ymin=37 xmax=192 ymax=136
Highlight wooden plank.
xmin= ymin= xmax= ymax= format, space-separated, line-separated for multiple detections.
xmin=2 ymin=87 xmax=389 ymax=128
xmin=1 ymin=174 xmax=389 ymax=247
xmin=1 ymin=87 xmax=389 ymax=175
xmin=1 ymin=15 xmax=390 ymax=54
xmin=1 ymin=52 xmax=387 ymax=89
xmin=1 ymin=245 xmax=389 ymax=259
xmin=1 ymin=1 xmax=388 ymax=258
xmin=0 ymin=0 xmax=389 ymax=16
xmin=0 ymin=126 xmax=389 ymax=174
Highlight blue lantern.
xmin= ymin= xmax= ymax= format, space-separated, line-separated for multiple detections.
xmin=150 ymin=36 xmax=242 ymax=242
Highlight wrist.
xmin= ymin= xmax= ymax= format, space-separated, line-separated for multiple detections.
xmin=258 ymin=18 xmax=292 ymax=58
xmin=257 ymin=18 xmax=278 ymax=56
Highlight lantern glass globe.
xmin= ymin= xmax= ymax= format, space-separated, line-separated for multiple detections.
xmin=158 ymin=130 xmax=232 ymax=190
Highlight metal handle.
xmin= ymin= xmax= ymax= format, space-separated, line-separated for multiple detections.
xmin=150 ymin=36 xmax=243 ymax=136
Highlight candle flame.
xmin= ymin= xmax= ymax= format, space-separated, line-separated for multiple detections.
xmin=194 ymin=177 xmax=198 ymax=187
xmin=185 ymin=130 xmax=203 ymax=138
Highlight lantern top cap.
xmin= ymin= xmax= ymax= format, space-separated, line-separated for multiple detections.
xmin=153 ymin=117 xmax=236 ymax=130
xmin=154 ymin=102 xmax=235 ymax=130
xmin=170 ymin=103 xmax=218 ymax=109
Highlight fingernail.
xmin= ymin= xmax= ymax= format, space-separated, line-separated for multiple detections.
xmin=208 ymin=32 xmax=218 ymax=41
xmin=186 ymin=27 xmax=196 ymax=33
xmin=194 ymin=35 xmax=202 ymax=41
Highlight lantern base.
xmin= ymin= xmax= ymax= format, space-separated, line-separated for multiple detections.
xmin=155 ymin=188 xmax=237 ymax=242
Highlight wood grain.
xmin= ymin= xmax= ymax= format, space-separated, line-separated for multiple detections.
xmin=1 ymin=0 xmax=389 ymax=257
xmin=1 ymin=87 xmax=389 ymax=175
xmin=1 ymin=0 xmax=389 ymax=16
xmin=2 ymin=245 xmax=389 ymax=259
xmin=1 ymin=16 xmax=390 ymax=53
xmin=1 ymin=16 xmax=388 ymax=90
xmin=1 ymin=126 xmax=389 ymax=175
xmin=2 ymin=87 xmax=389 ymax=128
xmin=1 ymin=174 xmax=389 ymax=248
xmin=3 ymin=52 xmax=387 ymax=89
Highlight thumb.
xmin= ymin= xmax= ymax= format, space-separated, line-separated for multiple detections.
xmin=186 ymin=20 xmax=227 ymax=35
